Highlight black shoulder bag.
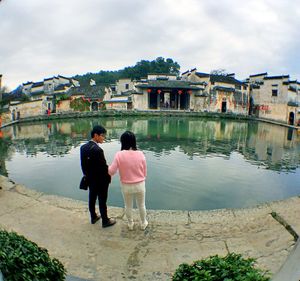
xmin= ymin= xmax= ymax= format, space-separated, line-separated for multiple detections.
xmin=79 ymin=175 xmax=89 ymax=190
xmin=79 ymin=143 xmax=96 ymax=190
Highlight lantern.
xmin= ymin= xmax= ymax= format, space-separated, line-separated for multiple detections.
xmin=147 ymin=89 xmax=151 ymax=93
xmin=157 ymin=90 xmax=161 ymax=94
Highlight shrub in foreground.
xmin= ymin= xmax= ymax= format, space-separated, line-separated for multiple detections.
xmin=172 ymin=253 xmax=270 ymax=281
xmin=0 ymin=230 xmax=66 ymax=281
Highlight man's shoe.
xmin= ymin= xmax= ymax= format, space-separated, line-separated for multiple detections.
xmin=91 ymin=215 xmax=100 ymax=224
xmin=102 ymin=218 xmax=116 ymax=228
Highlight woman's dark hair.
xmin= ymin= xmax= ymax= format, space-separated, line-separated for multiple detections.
xmin=120 ymin=131 xmax=137 ymax=150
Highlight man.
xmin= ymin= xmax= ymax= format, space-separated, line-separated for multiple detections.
xmin=80 ymin=125 xmax=116 ymax=228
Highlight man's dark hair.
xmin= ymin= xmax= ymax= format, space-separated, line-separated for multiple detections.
xmin=91 ymin=125 xmax=106 ymax=138
xmin=120 ymin=131 xmax=137 ymax=150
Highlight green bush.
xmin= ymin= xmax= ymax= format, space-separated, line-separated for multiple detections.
xmin=172 ymin=253 xmax=270 ymax=281
xmin=70 ymin=98 xmax=90 ymax=111
xmin=0 ymin=230 xmax=66 ymax=281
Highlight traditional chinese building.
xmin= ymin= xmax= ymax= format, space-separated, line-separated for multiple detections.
xmin=247 ymin=73 xmax=300 ymax=125
xmin=182 ymin=69 xmax=249 ymax=114
xmin=104 ymin=74 xmax=204 ymax=111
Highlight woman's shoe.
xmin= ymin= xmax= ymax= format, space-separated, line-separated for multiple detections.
xmin=128 ymin=221 xmax=134 ymax=230
xmin=140 ymin=220 xmax=148 ymax=230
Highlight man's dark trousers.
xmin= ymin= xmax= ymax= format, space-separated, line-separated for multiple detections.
xmin=89 ymin=183 xmax=109 ymax=222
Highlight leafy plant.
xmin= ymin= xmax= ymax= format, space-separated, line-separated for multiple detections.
xmin=172 ymin=253 xmax=270 ymax=281
xmin=56 ymin=94 xmax=70 ymax=104
xmin=0 ymin=230 xmax=66 ymax=281
xmin=70 ymin=97 xmax=90 ymax=111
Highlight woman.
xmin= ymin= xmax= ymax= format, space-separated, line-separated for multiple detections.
xmin=109 ymin=131 xmax=148 ymax=230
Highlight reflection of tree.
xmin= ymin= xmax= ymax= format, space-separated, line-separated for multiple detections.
xmin=0 ymin=136 xmax=15 ymax=176
xmin=0 ymin=117 xmax=299 ymax=173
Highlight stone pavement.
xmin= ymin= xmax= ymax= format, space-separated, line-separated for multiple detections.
xmin=0 ymin=175 xmax=300 ymax=281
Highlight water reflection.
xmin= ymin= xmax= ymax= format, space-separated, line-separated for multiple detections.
xmin=0 ymin=117 xmax=299 ymax=210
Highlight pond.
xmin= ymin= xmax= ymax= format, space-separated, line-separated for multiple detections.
xmin=0 ymin=116 xmax=300 ymax=211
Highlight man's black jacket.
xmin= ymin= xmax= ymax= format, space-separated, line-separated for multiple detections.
xmin=80 ymin=140 xmax=111 ymax=187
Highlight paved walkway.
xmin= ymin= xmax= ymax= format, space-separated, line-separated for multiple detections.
xmin=0 ymin=175 xmax=300 ymax=281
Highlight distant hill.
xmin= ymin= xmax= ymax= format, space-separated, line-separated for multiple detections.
xmin=73 ymin=57 xmax=180 ymax=87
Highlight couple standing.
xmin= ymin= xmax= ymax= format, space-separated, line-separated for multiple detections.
xmin=80 ymin=125 xmax=148 ymax=230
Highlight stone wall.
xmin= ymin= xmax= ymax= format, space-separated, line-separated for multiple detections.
xmin=132 ymin=92 xmax=148 ymax=110
xmin=56 ymin=99 xmax=72 ymax=113
xmin=9 ymin=99 xmax=45 ymax=120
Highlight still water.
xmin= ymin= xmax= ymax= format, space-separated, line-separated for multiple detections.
xmin=0 ymin=117 xmax=300 ymax=211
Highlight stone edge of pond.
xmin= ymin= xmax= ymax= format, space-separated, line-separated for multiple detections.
xmin=1 ymin=174 xmax=299 ymax=225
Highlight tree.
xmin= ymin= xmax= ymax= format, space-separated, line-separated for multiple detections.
xmin=74 ymin=57 xmax=181 ymax=86
xmin=210 ymin=69 xmax=228 ymax=76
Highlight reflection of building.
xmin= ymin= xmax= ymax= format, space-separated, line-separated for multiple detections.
xmin=244 ymin=122 xmax=300 ymax=170
xmin=0 ymin=118 xmax=299 ymax=173
xmin=247 ymin=73 xmax=300 ymax=125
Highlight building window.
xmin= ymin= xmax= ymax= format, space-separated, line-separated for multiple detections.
xmin=125 ymin=84 xmax=129 ymax=90
xmin=272 ymin=89 xmax=278 ymax=97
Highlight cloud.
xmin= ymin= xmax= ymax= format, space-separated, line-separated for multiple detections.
xmin=0 ymin=0 xmax=299 ymax=90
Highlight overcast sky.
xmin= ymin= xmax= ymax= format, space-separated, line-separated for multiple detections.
xmin=1 ymin=0 xmax=299 ymax=90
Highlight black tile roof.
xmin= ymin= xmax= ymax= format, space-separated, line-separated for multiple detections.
xmin=23 ymin=81 xmax=33 ymax=86
xmin=195 ymin=72 xmax=210 ymax=78
xmin=68 ymin=85 xmax=106 ymax=98
xmin=148 ymin=73 xmax=177 ymax=76
xmin=54 ymin=83 xmax=72 ymax=91
xmin=213 ymin=86 xmax=236 ymax=92
xmin=30 ymin=90 xmax=45 ymax=96
xmin=288 ymin=86 xmax=297 ymax=92
xmin=210 ymin=75 xmax=243 ymax=85
xmin=264 ymin=75 xmax=289 ymax=80
xmin=249 ymin=72 xmax=268 ymax=77
xmin=195 ymin=72 xmax=242 ymax=85
xmin=32 ymin=81 xmax=44 ymax=88
xmin=58 ymin=75 xmax=71 ymax=80
xmin=135 ymin=80 xmax=201 ymax=90
xmin=54 ymin=85 xmax=67 ymax=91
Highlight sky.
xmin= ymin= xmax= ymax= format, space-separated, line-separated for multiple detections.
xmin=1 ymin=0 xmax=300 ymax=91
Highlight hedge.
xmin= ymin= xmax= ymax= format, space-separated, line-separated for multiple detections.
xmin=0 ymin=230 xmax=66 ymax=281
xmin=172 ymin=253 xmax=270 ymax=281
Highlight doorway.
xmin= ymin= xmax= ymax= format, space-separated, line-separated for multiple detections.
xmin=91 ymin=102 xmax=98 ymax=111
xmin=288 ymin=112 xmax=295 ymax=125
xmin=221 ymin=101 xmax=227 ymax=113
